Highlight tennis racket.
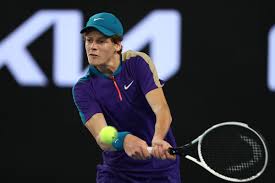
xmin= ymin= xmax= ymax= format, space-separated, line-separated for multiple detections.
xmin=147 ymin=121 xmax=268 ymax=182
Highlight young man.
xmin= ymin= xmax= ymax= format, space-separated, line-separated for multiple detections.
xmin=72 ymin=12 xmax=181 ymax=182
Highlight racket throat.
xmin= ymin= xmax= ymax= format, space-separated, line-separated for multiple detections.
xmin=169 ymin=143 xmax=195 ymax=156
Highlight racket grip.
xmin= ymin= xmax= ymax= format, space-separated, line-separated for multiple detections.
xmin=147 ymin=146 xmax=173 ymax=154
xmin=147 ymin=147 xmax=153 ymax=154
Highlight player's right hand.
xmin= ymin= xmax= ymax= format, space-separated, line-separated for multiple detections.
xmin=123 ymin=134 xmax=151 ymax=160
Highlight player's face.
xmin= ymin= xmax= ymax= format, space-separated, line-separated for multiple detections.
xmin=84 ymin=30 xmax=121 ymax=66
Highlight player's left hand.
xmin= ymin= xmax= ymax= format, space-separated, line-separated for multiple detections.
xmin=151 ymin=137 xmax=176 ymax=160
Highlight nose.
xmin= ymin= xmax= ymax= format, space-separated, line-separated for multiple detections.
xmin=90 ymin=42 xmax=97 ymax=50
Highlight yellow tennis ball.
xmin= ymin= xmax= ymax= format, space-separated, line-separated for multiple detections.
xmin=99 ymin=126 xmax=118 ymax=144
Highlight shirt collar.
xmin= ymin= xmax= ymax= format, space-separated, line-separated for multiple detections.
xmin=88 ymin=57 xmax=122 ymax=78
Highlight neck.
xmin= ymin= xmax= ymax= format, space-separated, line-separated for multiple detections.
xmin=97 ymin=54 xmax=121 ymax=76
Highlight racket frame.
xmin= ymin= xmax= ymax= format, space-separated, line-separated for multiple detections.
xmin=147 ymin=121 xmax=268 ymax=182
xmin=185 ymin=121 xmax=269 ymax=182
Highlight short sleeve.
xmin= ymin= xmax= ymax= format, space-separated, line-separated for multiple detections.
xmin=72 ymin=81 xmax=102 ymax=124
xmin=133 ymin=52 xmax=163 ymax=95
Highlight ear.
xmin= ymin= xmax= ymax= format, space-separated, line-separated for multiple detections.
xmin=114 ymin=41 xmax=122 ymax=52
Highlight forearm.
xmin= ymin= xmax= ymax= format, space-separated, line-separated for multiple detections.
xmin=85 ymin=113 xmax=107 ymax=138
xmin=145 ymin=88 xmax=173 ymax=140
xmin=84 ymin=113 xmax=114 ymax=150
xmin=153 ymin=104 xmax=172 ymax=140
xmin=151 ymin=104 xmax=176 ymax=160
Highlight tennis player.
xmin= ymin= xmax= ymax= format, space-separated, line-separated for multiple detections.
xmin=72 ymin=12 xmax=181 ymax=182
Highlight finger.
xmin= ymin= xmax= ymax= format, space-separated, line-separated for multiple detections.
xmin=140 ymin=152 xmax=147 ymax=160
xmin=136 ymin=141 xmax=149 ymax=160
xmin=156 ymin=145 xmax=164 ymax=159
xmin=141 ymin=146 xmax=151 ymax=160
xmin=159 ymin=146 xmax=167 ymax=160
xmin=152 ymin=145 xmax=160 ymax=159
xmin=128 ymin=151 xmax=136 ymax=159
xmin=136 ymin=146 xmax=148 ymax=160
xmin=136 ymin=147 xmax=145 ymax=160
xmin=139 ymin=145 xmax=149 ymax=160
xmin=128 ymin=149 xmax=141 ymax=160
xmin=133 ymin=151 xmax=143 ymax=160
xmin=131 ymin=150 xmax=143 ymax=160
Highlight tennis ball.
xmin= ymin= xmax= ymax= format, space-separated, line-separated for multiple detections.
xmin=99 ymin=126 xmax=118 ymax=144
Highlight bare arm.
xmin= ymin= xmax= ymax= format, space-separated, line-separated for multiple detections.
xmin=146 ymin=87 xmax=172 ymax=139
xmin=146 ymin=87 xmax=175 ymax=160
xmin=85 ymin=113 xmax=151 ymax=159
xmin=84 ymin=113 xmax=114 ymax=151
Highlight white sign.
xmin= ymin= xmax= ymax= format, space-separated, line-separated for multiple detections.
xmin=0 ymin=10 xmax=182 ymax=87
xmin=268 ymin=25 xmax=275 ymax=92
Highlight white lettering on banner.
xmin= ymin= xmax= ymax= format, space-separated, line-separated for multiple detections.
xmin=123 ymin=10 xmax=181 ymax=81
xmin=0 ymin=10 xmax=181 ymax=87
xmin=268 ymin=25 xmax=275 ymax=92
xmin=0 ymin=10 xmax=83 ymax=87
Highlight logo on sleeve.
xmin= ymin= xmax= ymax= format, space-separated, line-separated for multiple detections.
xmin=124 ymin=80 xmax=134 ymax=90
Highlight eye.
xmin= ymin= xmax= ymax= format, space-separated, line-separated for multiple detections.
xmin=97 ymin=39 xmax=106 ymax=44
xmin=86 ymin=38 xmax=92 ymax=43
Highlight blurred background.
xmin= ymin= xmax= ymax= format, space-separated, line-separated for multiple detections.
xmin=1 ymin=0 xmax=274 ymax=182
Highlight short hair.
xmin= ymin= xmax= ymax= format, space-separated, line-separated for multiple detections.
xmin=110 ymin=36 xmax=123 ymax=55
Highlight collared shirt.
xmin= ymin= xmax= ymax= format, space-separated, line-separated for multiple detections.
xmin=72 ymin=50 xmax=179 ymax=171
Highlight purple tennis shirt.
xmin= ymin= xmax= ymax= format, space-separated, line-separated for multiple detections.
xmin=72 ymin=50 xmax=179 ymax=172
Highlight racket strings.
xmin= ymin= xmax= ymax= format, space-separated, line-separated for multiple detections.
xmin=226 ymin=135 xmax=263 ymax=172
xmin=200 ymin=125 xmax=266 ymax=179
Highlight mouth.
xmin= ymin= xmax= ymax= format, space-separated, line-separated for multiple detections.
xmin=89 ymin=53 xmax=98 ymax=57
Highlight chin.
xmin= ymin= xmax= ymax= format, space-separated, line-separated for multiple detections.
xmin=89 ymin=62 xmax=101 ymax=67
xmin=88 ymin=59 xmax=98 ymax=65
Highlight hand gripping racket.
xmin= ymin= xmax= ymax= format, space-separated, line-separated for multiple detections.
xmin=147 ymin=121 xmax=268 ymax=182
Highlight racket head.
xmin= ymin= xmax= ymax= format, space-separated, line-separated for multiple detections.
xmin=197 ymin=121 xmax=268 ymax=182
